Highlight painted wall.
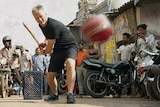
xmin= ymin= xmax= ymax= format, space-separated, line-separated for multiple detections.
xmin=113 ymin=8 xmax=137 ymax=41
xmin=111 ymin=8 xmax=137 ymax=61
xmin=138 ymin=2 xmax=160 ymax=37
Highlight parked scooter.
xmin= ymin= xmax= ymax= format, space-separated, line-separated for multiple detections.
xmin=81 ymin=58 xmax=137 ymax=98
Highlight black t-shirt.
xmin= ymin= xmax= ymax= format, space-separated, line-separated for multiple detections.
xmin=39 ymin=18 xmax=77 ymax=51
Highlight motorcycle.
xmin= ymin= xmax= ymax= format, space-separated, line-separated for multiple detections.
xmin=151 ymin=75 xmax=160 ymax=100
xmin=81 ymin=58 xmax=137 ymax=98
xmin=57 ymin=65 xmax=67 ymax=95
xmin=0 ymin=56 xmax=12 ymax=98
xmin=57 ymin=65 xmax=79 ymax=95
xmin=137 ymin=45 xmax=160 ymax=100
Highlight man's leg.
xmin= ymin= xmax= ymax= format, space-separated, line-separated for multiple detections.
xmin=115 ymin=88 xmax=122 ymax=98
xmin=76 ymin=67 xmax=87 ymax=95
xmin=82 ymin=68 xmax=87 ymax=94
xmin=14 ymin=68 xmax=22 ymax=87
xmin=44 ymin=72 xmax=59 ymax=101
xmin=76 ymin=67 xmax=84 ymax=95
xmin=66 ymin=58 xmax=76 ymax=93
xmin=66 ymin=58 xmax=76 ymax=103
xmin=13 ymin=68 xmax=22 ymax=95
xmin=46 ymin=72 xmax=57 ymax=94
xmin=43 ymin=74 xmax=49 ymax=95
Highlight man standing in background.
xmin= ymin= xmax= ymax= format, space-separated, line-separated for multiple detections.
xmin=19 ymin=45 xmax=32 ymax=73
xmin=87 ymin=41 xmax=100 ymax=60
xmin=116 ymin=33 xmax=134 ymax=98
xmin=32 ymin=47 xmax=48 ymax=94
xmin=76 ymin=42 xmax=87 ymax=96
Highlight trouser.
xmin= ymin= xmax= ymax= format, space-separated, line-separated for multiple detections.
xmin=117 ymin=85 xmax=131 ymax=96
xmin=11 ymin=67 xmax=22 ymax=87
xmin=43 ymin=74 xmax=49 ymax=94
xmin=137 ymin=80 xmax=147 ymax=97
xmin=143 ymin=79 xmax=148 ymax=96
xmin=76 ymin=66 xmax=87 ymax=94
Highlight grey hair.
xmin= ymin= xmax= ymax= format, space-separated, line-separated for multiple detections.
xmin=32 ymin=5 xmax=44 ymax=14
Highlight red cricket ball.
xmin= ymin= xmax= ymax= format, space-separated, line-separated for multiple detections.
xmin=82 ymin=14 xmax=112 ymax=42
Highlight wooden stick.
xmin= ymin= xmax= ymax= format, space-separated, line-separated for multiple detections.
xmin=23 ymin=22 xmax=40 ymax=45
xmin=23 ymin=22 xmax=46 ymax=54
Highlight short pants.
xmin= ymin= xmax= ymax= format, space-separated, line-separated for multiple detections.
xmin=48 ymin=47 xmax=78 ymax=72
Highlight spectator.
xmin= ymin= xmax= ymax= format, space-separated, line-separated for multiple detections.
xmin=44 ymin=53 xmax=51 ymax=94
xmin=0 ymin=36 xmax=16 ymax=60
xmin=136 ymin=24 xmax=156 ymax=56
xmin=117 ymin=33 xmax=134 ymax=61
xmin=135 ymin=24 xmax=156 ymax=99
xmin=76 ymin=42 xmax=87 ymax=96
xmin=0 ymin=36 xmax=22 ymax=94
xmin=10 ymin=53 xmax=22 ymax=95
xmin=19 ymin=45 xmax=32 ymax=73
xmin=116 ymin=33 xmax=134 ymax=98
xmin=32 ymin=47 xmax=48 ymax=94
xmin=87 ymin=41 xmax=100 ymax=59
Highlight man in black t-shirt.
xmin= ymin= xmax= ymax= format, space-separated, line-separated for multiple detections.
xmin=32 ymin=5 xmax=78 ymax=103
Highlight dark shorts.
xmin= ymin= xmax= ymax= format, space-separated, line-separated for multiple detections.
xmin=48 ymin=48 xmax=78 ymax=72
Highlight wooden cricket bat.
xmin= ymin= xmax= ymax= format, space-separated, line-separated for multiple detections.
xmin=23 ymin=22 xmax=40 ymax=46
xmin=23 ymin=22 xmax=53 ymax=54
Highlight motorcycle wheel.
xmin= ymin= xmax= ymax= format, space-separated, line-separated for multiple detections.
xmin=84 ymin=70 xmax=108 ymax=98
xmin=146 ymin=81 xmax=158 ymax=99
xmin=57 ymin=76 xmax=67 ymax=95
xmin=152 ymin=75 xmax=160 ymax=100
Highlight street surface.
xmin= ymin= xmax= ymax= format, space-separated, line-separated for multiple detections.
xmin=0 ymin=95 xmax=160 ymax=107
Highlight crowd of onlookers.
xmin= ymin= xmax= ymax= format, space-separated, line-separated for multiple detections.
xmin=115 ymin=23 xmax=156 ymax=99
xmin=76 ymin=23 xmax=158 ymax=99
xmin=0 ymin=36 xmax=51 ymax=95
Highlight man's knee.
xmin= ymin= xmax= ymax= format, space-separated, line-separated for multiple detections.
xmin=66 ymin=58 xmax=76 ymax=70
xmin=47 ymin=72 xmax=56 ymax=80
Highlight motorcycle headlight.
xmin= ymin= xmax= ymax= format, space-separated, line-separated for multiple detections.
xmin=0 ymin=57 xmax=7 ymax=65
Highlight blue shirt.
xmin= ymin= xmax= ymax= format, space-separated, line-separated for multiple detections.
xmin=45 ymin=54 xmax=51 ymax=70
xmin=32 ymin=54 xmax=47 ymax=73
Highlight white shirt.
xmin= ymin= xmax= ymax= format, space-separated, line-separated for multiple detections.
xmin=135 ymin=33 xmax=155 ymax=58
xmin=145 ymin=32 xmax=155 ymax=52
xmin=20 ymin=51 xmax=32 ymax=72
xmin=10 ymin=58 xmax=20 ymax=69
xmin=136 ymin=38 xmax=146 ymax=52
xmin=0 ymin=46 xmax=16 ymax=60
xmin=118 ymin=43 xmax=134 ymax=61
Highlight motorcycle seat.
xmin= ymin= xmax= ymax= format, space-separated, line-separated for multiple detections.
xmin=112 ymin=61 xmax=129 ymax=69
xmin=88 ymin=59 xmax=113 ymax=68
